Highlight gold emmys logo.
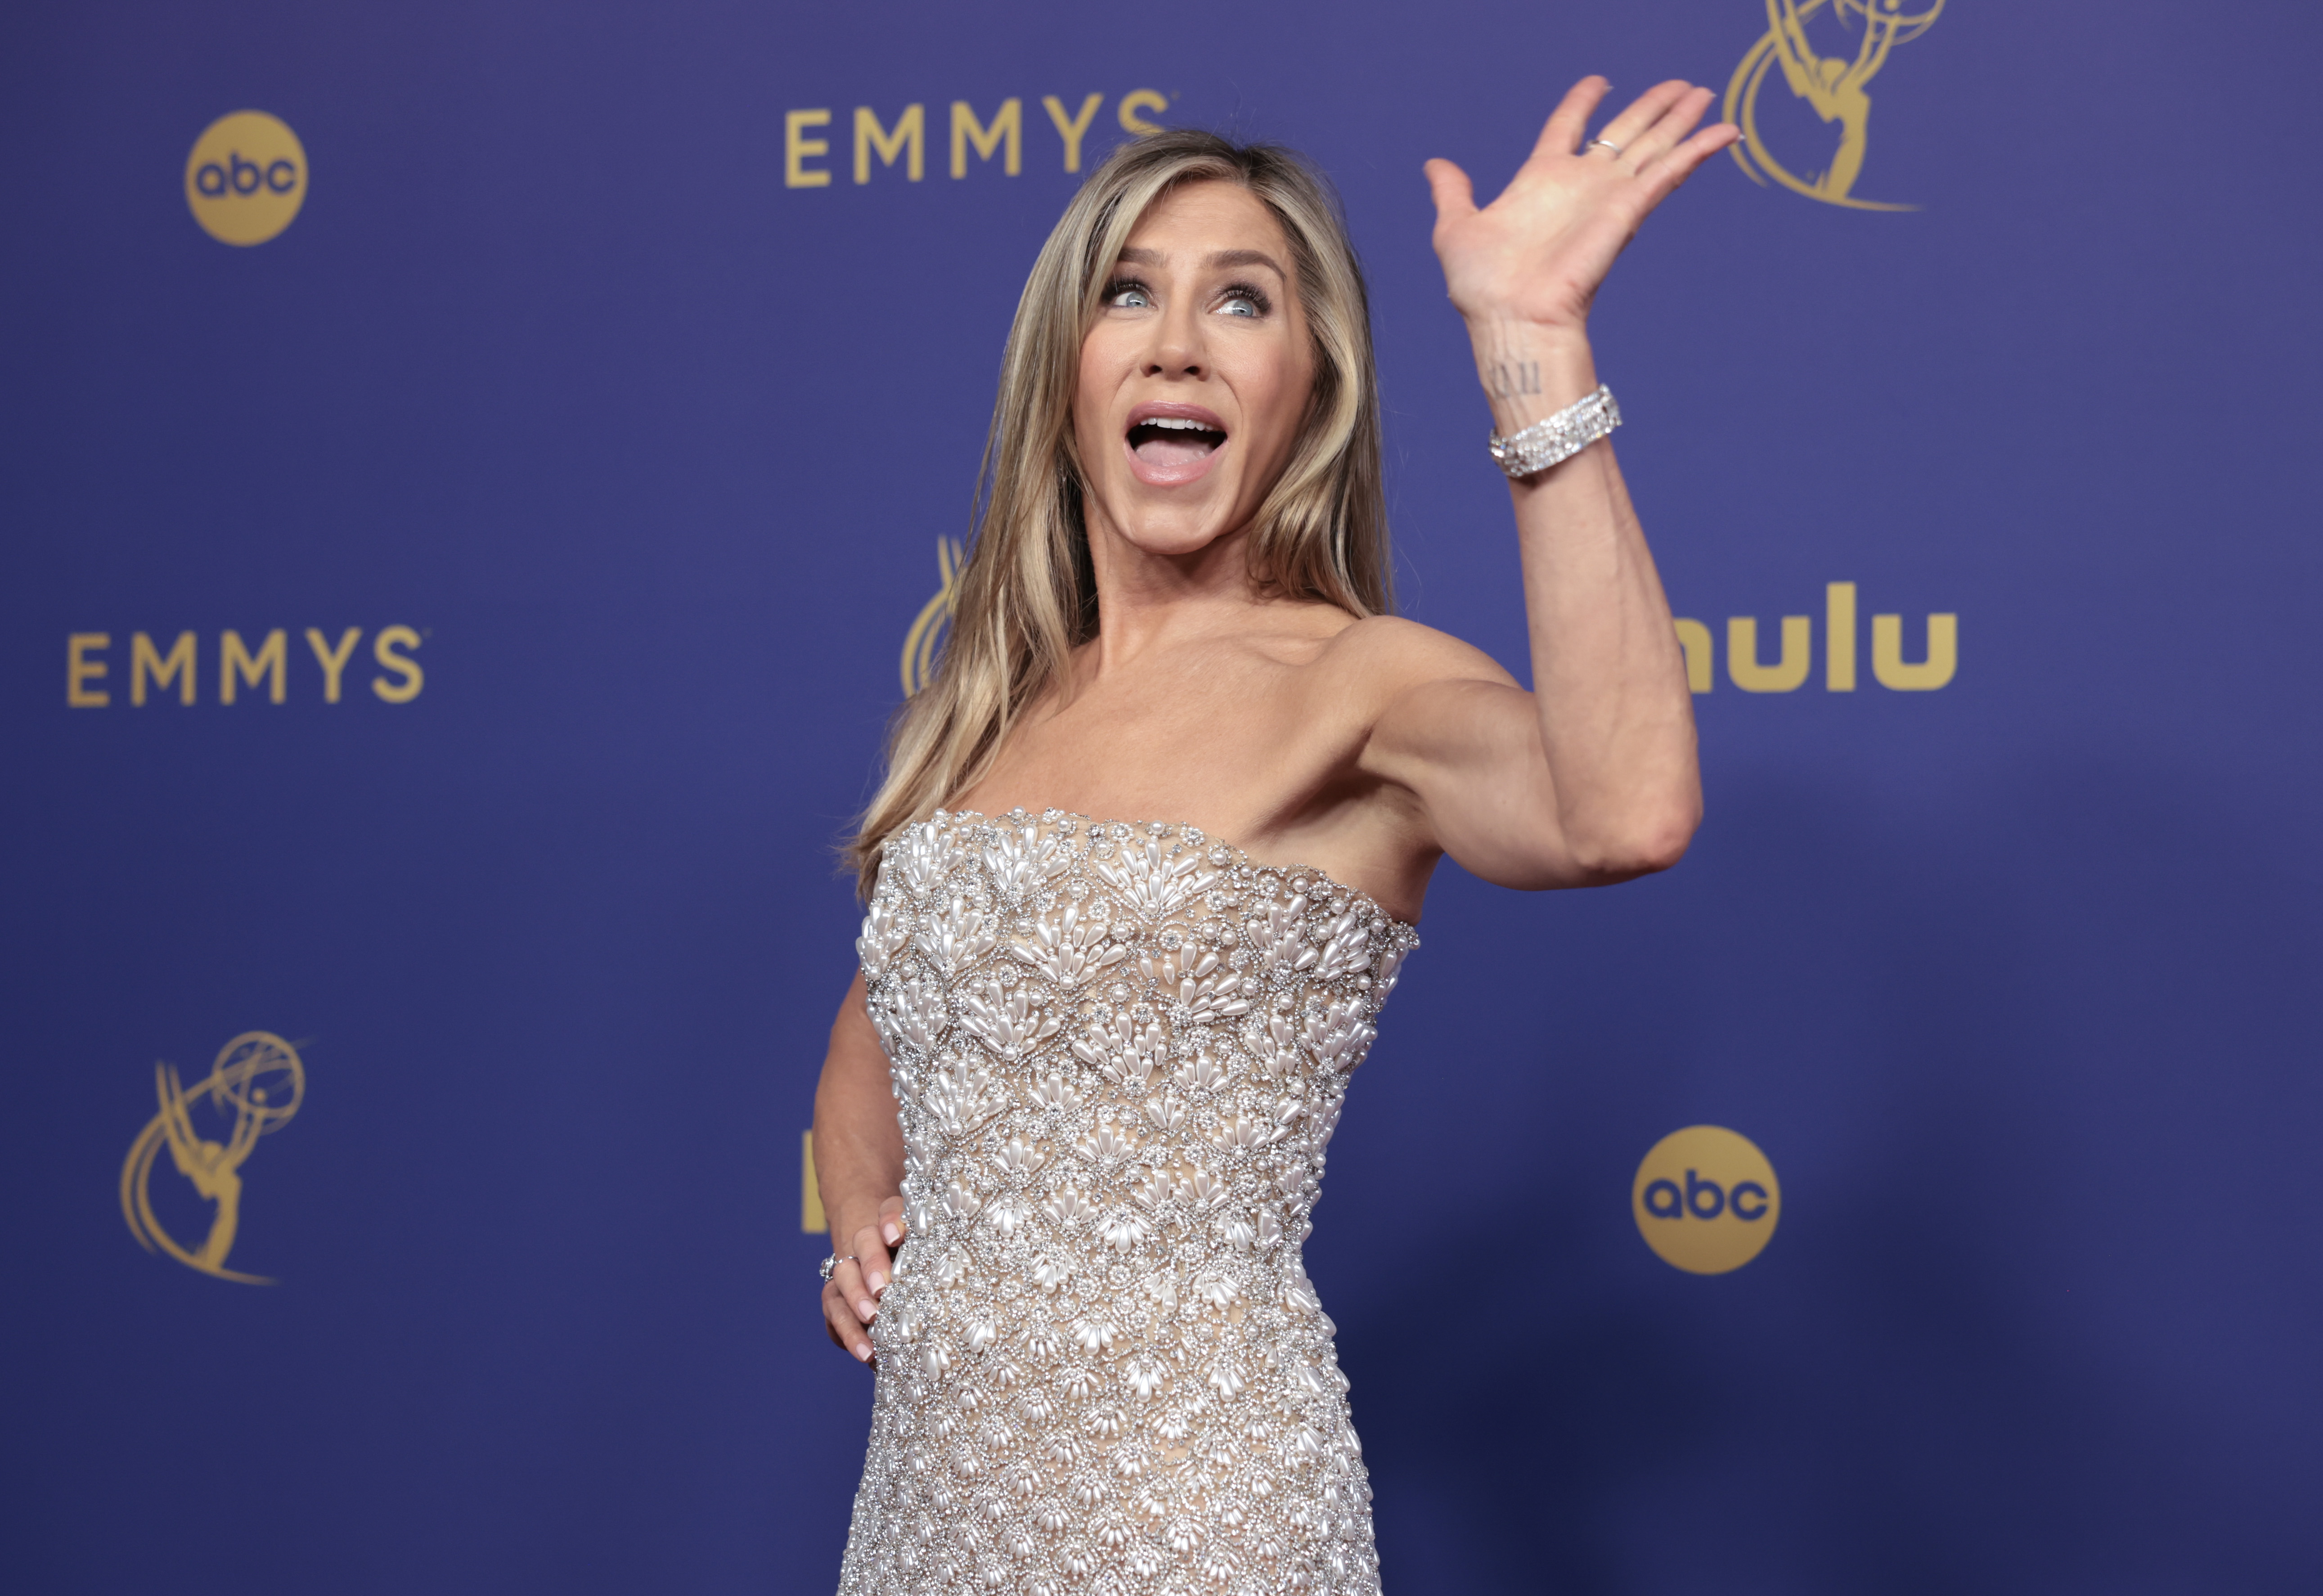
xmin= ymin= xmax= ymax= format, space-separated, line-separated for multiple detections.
xmin=900 ymin=537 xmax=966 ymax=696
xmin=785 ymin=90 xmax=1170 ymax=190
xmin=1725 ymin=0 xmax=1945 ymax=211
xmin=1634 ymin=1125 xmax=1782 ymax=1274
xmin=120 ymin=1033 xmax=306 ymax=1284
xmin=65 ymin=626 xmax=426 ymax=707
xmin=184 ymin=111 xmax=308 ymax=245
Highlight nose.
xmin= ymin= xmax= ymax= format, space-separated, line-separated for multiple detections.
xmin=1143 ymin=296 xmax=1208 ymax=380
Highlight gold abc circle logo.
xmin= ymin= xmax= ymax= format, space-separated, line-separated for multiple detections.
xmin=1632 ymin=1125 xmax=1780 ymax=1275
xmin=184 ymin=112 xmax=307 ymax=245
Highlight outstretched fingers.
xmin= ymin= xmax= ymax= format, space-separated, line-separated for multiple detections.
xmin=1594 ymin=81 xmax=1714 ymax=166
xmin=1424 ymin=70 xmax=1734 ymax=333
xmin=1535 ymin=76 xmax=1613 ymax=162
xmin=1635 ymin=120 xmax=1744 ymax=197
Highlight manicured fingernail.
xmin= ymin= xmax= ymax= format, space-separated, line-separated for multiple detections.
xmin=884 ymin=1223 xmax=901 ymax=1244
xmin=854 ymin=1343 xmax=872 ymax=1362
xmin=867 ymin=1272 xmax=886 ymax=1292
xmin=858 ymin=1299 xmax=877 ymax=1319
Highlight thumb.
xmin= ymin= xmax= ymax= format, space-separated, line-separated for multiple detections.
xmin=1422 ymin=158 xmax=1477 ymax=226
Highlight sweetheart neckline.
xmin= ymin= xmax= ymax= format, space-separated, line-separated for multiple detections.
xmin=918 ymin=806 xmax=1421 ymax=932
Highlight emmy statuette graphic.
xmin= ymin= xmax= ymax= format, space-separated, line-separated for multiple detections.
xmin=1726 ymin=0 xmax=1945 ymax=210
xmin=120 ymin=1032 xmax=306 ymax=1284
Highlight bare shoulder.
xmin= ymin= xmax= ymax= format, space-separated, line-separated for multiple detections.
xmin=1316 ymin=613 xmax=1521 ymax=696
xmin=1227 ymin=597 xmax=1369 ymax=665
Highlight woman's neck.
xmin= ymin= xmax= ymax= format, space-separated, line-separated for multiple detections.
xmin=1078 ymin=517 xmax=1268 ymax=679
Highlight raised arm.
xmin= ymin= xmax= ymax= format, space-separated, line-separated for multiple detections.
xmin=1363 ymin=78 xmax=1738 ymax=890
xmin=811 ymin=971 xmax=907 ymax=1363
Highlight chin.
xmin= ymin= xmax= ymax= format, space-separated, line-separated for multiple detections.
xmin=1104 ymin=498 xmax=1240 ymax=558
xmin=1132 ymin=531 xmax=1230 ymax=560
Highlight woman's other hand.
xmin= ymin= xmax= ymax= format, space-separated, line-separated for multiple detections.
xmin=821 ymin=1194 xmax=906 ymax=1364
xmin=1424 ymin=77 xmax=1739 ymax=336
xmin=813 ymin=971 xmax=909 ymax=1365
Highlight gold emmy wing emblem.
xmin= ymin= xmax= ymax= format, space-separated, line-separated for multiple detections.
xmin=119 ymin=1032 xmax=306 ymax=1284
xmin=1725 ymin=0 xmax=1944 ymax=211
xmin=899 ymin=536 xmax=966 ymax=697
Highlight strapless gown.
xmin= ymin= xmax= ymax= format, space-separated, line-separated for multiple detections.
xmin=836 ymin=809 xmax=1419 ymax=1596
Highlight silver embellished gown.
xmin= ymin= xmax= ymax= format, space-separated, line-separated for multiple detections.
xmin=838 ymin=809 xmax=1418 ymax=1596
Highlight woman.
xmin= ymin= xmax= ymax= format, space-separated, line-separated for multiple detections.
xmin=815 ymin=78 xmax=1738 ymax=1595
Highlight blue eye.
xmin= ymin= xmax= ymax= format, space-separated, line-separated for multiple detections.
xmin=1216 ymin=283 xmax=1271 ymax=318
xmin=1105 ymin=281 xmax=1152 ymax=310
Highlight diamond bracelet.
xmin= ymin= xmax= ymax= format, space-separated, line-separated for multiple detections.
xmin=1487 ymin=383 xmax=1622 ymax=479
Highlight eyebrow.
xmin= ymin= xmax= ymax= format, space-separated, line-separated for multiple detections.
xmin=1115 ymin=246 xmax=1289 ymax=279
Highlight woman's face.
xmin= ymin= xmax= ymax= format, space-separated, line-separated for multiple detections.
xmin=1072 ymin=180 xmax=1316 ymax=566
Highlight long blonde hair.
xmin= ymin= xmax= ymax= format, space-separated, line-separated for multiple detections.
xmin=846 ymin=130 xmax=1390 ymax=895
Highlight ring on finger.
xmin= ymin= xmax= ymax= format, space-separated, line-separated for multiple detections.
xmin=1585 ymin=138 xmax=1623 ymax=157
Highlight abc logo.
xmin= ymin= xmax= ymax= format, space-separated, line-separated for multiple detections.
xmin=184 ymin=112 xmax=306 ymax=246
xmin=1632 ymin=1125 xmax=1780 ymax=1275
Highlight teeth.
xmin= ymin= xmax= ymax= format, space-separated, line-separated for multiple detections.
xmin=1141 ymin=417 xmax=1215 ymax=432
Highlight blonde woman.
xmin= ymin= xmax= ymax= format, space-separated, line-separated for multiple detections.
xmin=816 ymin=77 xmax=1739 ymax=1595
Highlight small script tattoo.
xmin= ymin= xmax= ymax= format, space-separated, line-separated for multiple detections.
xmin=1487 ymin=360 xmax=1541 ymax=400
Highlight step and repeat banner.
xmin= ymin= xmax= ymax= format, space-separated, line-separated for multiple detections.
xmin=5 ymin=2 xmax=2319 ymax=1592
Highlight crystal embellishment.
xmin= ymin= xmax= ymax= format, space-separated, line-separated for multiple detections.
xmin=1486 ymin=382 xmax=1622 ymax=479
xmin=838 ymin=810 xmax=1420 ymax=1596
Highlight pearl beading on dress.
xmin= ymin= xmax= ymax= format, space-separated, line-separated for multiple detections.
xmin=838 ymin=809 xmax=1420 ymax=1596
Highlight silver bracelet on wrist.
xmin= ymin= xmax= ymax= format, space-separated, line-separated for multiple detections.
xmin=1487 ymin=383 xmax=1622 ymax=479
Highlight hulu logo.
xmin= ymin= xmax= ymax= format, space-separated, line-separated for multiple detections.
xmin=1675 ymin=583 xmax=1955 ymax=694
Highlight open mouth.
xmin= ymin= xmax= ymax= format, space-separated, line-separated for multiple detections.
xmin=1127 ymin=414 xmax=1228 ymax=469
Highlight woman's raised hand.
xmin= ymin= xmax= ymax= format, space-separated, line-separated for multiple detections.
xmin=1424 ymin=78 xmax=1739 ymax=336
xmin=821 ymin=1193 xmax=906 ymax=1364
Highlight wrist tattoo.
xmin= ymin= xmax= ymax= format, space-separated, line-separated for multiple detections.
xmin=1487 ymin=360 xmax=1541 ymax=399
